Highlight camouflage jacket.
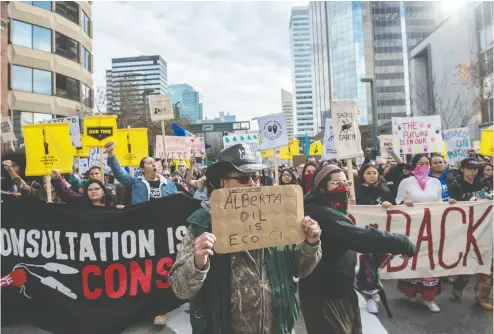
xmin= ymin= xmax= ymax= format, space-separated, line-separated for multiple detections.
xmin=169 ymin=202 xmax=322 ymax=334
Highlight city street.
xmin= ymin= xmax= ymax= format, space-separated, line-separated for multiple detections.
xmin=3 ymin=280 xmax=492 ymax=334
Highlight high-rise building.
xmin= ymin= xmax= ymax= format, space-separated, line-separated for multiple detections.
xmin=106 ymin=55 xmax=167 ymax=114
xmin=289 ymin=6 xmax=317 ymax=140
xmin=4 ymin=1 xmax=94 ymax=144
xmin=168 ymin=84 xmax=203 ymax=124
xmin=281 ymin=89 xmax=295 ymax=139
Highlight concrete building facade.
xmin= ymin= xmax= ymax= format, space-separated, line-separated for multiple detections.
xmin=4 ymin=1 xmax=93 ymax=144
xmin=281 ymin=88 xmax=294 ymax=138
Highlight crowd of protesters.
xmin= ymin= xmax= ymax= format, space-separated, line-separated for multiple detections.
xmin=1 ymin=140 xmax=493 ymax=334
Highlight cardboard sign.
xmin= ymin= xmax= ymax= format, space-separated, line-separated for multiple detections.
xmin=23 ymin=123 xmax=73 ymax=176
xmin=321 ymin=118 xmax=336 ymax=161
xmin=114 ymin=128 xmax=149 ymax=167
xmin=262 ymin=139 xmax=299 ymax=160
xmin=191 ymin=137 xmax=206 ymax=156
xmin=480 ymin=129 xmax=493 ymax=157
xmin=155 ymin=135 xmax=192 ymax=160
xmin=78 ymin=157 xmax=89 ymax=174
xmin=331 ymin=100 xmax=363 ymax=159
xmin=392 ymin=116 xmax=442 ymax=154
xmin=83 ymin=116 xmax=117 ymax=147
xmin=148 ymin=95 xmax=173 ymax=122
xmin=210 ymin=185 xmax=305 ymax=253
xmin=43 ymin=116 xmax=81 ymax=147
xmin=443 ymin=127 xmax=470 ymax=162
xmin=89 ymin=148 xmax=111 ymax=173
xmin=348 ymin=201 xmax=493 ymax=279
xmin=1 ymin=117 xmax=17 ymax=143
xmin=223 ymin=134 xmax=262 ymax=163
xmin=258 ymin=113 xmax=289 ymax=150
xmin=292 ymin=155 xmax=320 ymax=169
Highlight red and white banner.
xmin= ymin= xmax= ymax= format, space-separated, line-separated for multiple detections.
xmin=348 ymin=201 xmax=493 ymax=280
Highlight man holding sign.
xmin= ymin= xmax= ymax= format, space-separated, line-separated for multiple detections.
xmin=170 ymin=144 xmax=322 ymax=334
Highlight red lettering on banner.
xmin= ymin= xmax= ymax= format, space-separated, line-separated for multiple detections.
xmin=82 ymin=265 xmax=102 ymax=300
xmin=156 ymin=257 xmax=173 ymax=289
xmin=130 ymin=260 xmax=152 ymax=296
xmin=105 ymin=263 xmax=127 ymax=299
xmin=385 ymin=210 xmax=411 ymax=272
xmin=412 ymin=208 xmax=435 ymax=270
xmin=438 ymin=207 xmax=466 ymax=269
xmin=463 ymin=205 xmax=492 ymax=266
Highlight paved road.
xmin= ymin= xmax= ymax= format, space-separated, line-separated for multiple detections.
xmin=3 ymin=280 xmax=492 ymax=334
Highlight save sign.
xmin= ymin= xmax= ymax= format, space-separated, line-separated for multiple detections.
xmin=443 ymin=127 xmax=470 ymax=163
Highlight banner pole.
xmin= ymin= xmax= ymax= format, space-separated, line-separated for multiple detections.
xmin=161 ymin=120 xmax=167 ymax=161
xmin=99 ymin=147 xmax=105 ymax=181
xmin=347 ymin=158 xmax=355 ymax=201
xmin=78 ymin=157 xmax=81 ymax=174
xmin=45 ymin=175 xmax=53 ymax=203
xmin=274 ymin=148 xmax=280 ymax=185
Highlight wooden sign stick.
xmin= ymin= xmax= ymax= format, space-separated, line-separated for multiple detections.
xmin=161 ymin=120 xmax=167 ymax=162
xmin=99 ymin=147 xmax=105 ymax=181
xmin=274 ymin=148 xmax=280 ymax=185
xmin=45 ymin=175 xmax=53 ymax=203
xmin=347 ymin=158 xmax=356 ymax=202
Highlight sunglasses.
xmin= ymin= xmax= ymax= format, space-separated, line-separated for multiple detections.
xmin=224 ymin=174 xmax=260 ymax=185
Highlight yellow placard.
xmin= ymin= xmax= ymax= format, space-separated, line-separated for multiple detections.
xmin=261 ymin=139 xmax=299 ymax=160
xmin=23 ymin=123 xmax=73 ymax=176
xmin=171 ymin=159 xmax=190 ymax=169
xmin=83 ymin=115 xmax=117 ymax=147
xmin=310 ymin=140 xmax=322 ymax=155
xmin=114 ymin=128 xmax=149 ymax=167
xmin=73 ymin=135 xmax=90 ymax=157
xmin=480 ymin=129 xmax=493 ymax=157
xmin=441 ymin=140 xmax=448 ymax=161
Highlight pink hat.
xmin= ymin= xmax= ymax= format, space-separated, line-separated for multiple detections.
xmin=313 ymin=164 xmax=341 ymax=189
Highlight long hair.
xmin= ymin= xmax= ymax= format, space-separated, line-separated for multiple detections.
xmin=411 ymin=153 xmax=430 ymax=170
xmin=83 ymin=179 xmax=112 ymax=207
xmin=279 ymin=168 xmax=297 ymax=185
xmin=300 ymin=161 xmax=318 ymax=191
xmin=358 ymin=163 xmax=386 ymax=186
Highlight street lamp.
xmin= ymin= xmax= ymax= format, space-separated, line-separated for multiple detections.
xmin=361 ymin=77 xmax=379 ymax=157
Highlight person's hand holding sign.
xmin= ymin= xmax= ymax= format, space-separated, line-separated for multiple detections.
xmin=302 ymin=216 xmax=321 ymax=246
xmin=51 ymin=169 xmax=61 ymax=179
xmin=104 ymin=141 xmax=116 ymax=157
xmin=194 ymin=232 xmax=216 ymax=270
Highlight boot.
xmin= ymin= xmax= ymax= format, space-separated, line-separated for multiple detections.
xmin=475 ymin=273 xmax=493 ymax=311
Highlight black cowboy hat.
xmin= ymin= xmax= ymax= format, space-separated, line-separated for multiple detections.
xmin=206 ymin=144 xmax=267 ymax=188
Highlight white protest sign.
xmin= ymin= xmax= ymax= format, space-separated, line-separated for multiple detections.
xmin=1 ymin=117 xmax=17 ymax=143
xmin=348 ymin=201 xmax=493 ymax=279
xmin=223 ymin=134 xmax=262 ymax=164
xmin=331 ymin=100 xmax=363 ymax=159
xmin=148 ymin=95 xmax=173 ymax=122
xmin=321 ymin=118 xmax=337 ymax=161
xmin=43 ymin=117 xmax=81 ymax=147
xmin=443 ymin=128 xmax=470 ymax=162
xmin=258 ymin=113 xmax=289 ymax=150
xmin=79 ymin=158 xmax=89 ymax=174
xmin=392 ymin=116 xmax=442 ymax=155
xmin=191 ymin=137 xmax=206 ymax=156
xmin=89 ymin=148 xmax=111 ymax=174
xmin=155 ymin=135 xmax=192 ymax=160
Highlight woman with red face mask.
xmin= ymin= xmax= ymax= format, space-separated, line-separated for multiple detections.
xmin=300 ymin=164 xmax=416 ymax=334
xmin=300 ymin=162 xmax=318 ymax=195
xmin=395 ymin=153 xmax=456 ymax=313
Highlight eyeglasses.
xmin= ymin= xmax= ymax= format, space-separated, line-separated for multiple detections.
xmin=224 ymin=175 xmax=260 ymax=184
xmin=87 ymin=187 xmax=102 ymax=192
xmin=328 ymin=181 xmax=352 ymax=187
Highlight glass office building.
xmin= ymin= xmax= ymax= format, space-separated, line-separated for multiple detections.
xmin=168 ymin=84 xmax=203 ymax=124
xmin=290 ymin=6 xmax=317 ymax=138
xmin=106 ymin=55 xmax=168 ymax=113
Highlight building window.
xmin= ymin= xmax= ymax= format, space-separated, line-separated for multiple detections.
xmin=56 ymin=73 xmax=80 ymax=101
xmin=82 ymin=47 xmax=91 ymax=71
xmin=12 ymin=20 xmax=52 ymax=52
xmin=82 ymin=10 xmax=91 ymax=36
xmin=55 ymin=32 xmax=79 ymax=63
xmin=23 ymin=1 xmax=52 ymax=11
xmin=11 ymin=65 xmax=52 ymax=95
xmin=82 ymin=84 xmax=92 ymax=107
xmin=55 ymin=1 xmax=79 ymax=25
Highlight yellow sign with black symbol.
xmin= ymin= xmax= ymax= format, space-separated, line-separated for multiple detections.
xmin=114 ymin=128 xmax=149 ymax=167
xmin=23 ymin=123 xmax=73 ymax=176
xmin=309 ymin=140 xmax=322 ymax=155
xmin=83 ymin=115 xmax=117 ymax=147
xmin=261 ymin=139 xmax=299 ymax=160
xmin=73 ymin=135 xmax=90 ymax=157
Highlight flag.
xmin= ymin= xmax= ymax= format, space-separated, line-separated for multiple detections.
xmin=304 ymin=133 xmax=310 ymax=155
xmin=172 ymin=122 xmax=195 ymax=137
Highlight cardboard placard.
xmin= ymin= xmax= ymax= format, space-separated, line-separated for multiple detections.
xmin=83 ymin=116 xmax=117 ymax=147
xmin=155 ymin=135 xmax=192 ymax=160
xmin=43 ymin=116 xmax=81 ymax=147
xmin=224 ymin=133 xmax=262 ymax=163
xmin=211 ymin=185 xmax=305 ymax=254
xmin=443 ymin=127 xmax=470 ymax=162
xmin=292 ymin=155 xmax=321 ymax=169
xmin=321 ymin=118 xmax=336 ymax=161
xmin=114 ymin=128 xmax=149 ymax=167
xmin=331 ymin=100 xmax=363 ymax=159
xmin=148 ymin=94 xmax=173 ymax=122
xmin=392 ymin=116 xmax=442 ymax=154
xmin=89 ymin=148 xmax=111 ymax=173
xmin=257 ymin=113 xmax=289 ymax=150
xmin=1 ymin=117 xmax=17 ymax=143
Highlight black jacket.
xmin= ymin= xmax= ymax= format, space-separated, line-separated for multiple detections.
xmin=300 ymin=193 xmax=416 ymax=299
xmin=356 ymin=182 xmax=396 ymax=206
xmin=383 ymin=163 xmax=407 ymax=198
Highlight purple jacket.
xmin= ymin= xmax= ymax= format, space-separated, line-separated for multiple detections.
xmin=51 ymin=177 xmax=117 ymax=207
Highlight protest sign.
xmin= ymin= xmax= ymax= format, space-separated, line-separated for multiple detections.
xmin=379 ymin=135 xmax=393 ymax=158
xmin=1 ymin=117 xmax=17 ymax=143
xmin=114 ymin=128 xmax=148 ymax=167
xmin=23 ymin=123 xmax=73 ymax=176
xmin=43 ymin=116 xmax=81 ymax=147
xmin=258 ymin=113 xmax=289 ymax=150
xmin=348 ymin=201 xmax=493 ymax=279
xmin=89 ymin=148 xmax=111 ymax=174
xmin=392 ymin=116 xmax=442 ymax=154
xmin=292 ymin=155 xmax=320 ymax=168
xmin=155 ymin=135 xmax=191 ymax=160
xmin=210 ymin=185 xmax=305 ymax=253
xmin=73 ymin=136 xmax=90 ymax=157
xmin=79 ymin=157 xmax=89 ymax=174
xmin=223 ymin=134 xmax=262 ymax=163
xmin=480 ymin=129 xmax=493 ymax=157
xmin=83 ymin=116 xmax=117 ymax=147
xmin=261 ymin=139 xmax=299 ymax=161
xmin=148 ymin=94 xmax=173 ymax=122
xmin=190 ymin=136 xmax=206 ymax=156
xmin=321 ymin=118 xmax=337 ymax=161
xmin=443 ymin=128 xmax=470 ymax=162
xmin=331 ymin=100 xmax=363 ymax=159
xmin=1 ymin=194 xmax=201 ymax=334
xmin=309 ymin=140 xmax=322 ymax=155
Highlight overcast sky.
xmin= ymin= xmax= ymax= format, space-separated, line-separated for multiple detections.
xmin=92 ymin=1 xmax=308 ymax=127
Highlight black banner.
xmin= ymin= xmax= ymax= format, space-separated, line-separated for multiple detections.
xmin=1 ymin=194 xmax=201 ymax=334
